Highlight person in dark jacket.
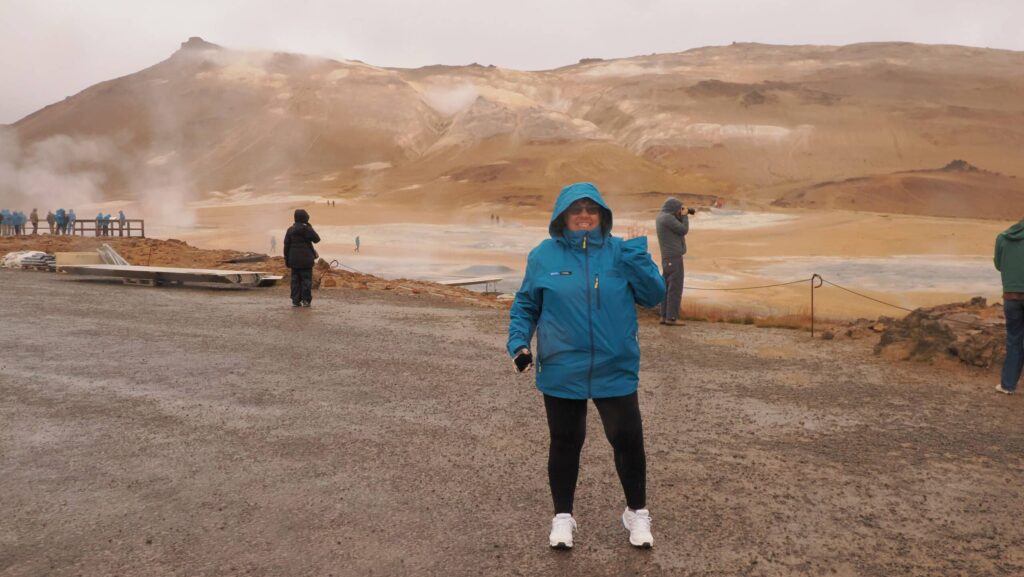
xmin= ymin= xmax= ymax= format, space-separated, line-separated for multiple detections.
xmin=995 ymin=219 xmax=1024 ymax=394
xmin=508 ymin=182 xmax=665 ymax=550
xmin=654 ymin=197 xmax=690 ymax=326
xmin=284 ymin=208 xmax=321 ymax=307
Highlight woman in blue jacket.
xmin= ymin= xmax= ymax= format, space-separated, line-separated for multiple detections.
xmin=508 ymin=182 xmax=665 ymax=550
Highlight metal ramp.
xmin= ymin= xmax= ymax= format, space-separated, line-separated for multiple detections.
xmin=61 ymin=265 xmax=282 ymax=287
xmin=437 ymin=276 xmax=503 ymax=293
xmin=97 ymin=243 xmax=130 ymax=266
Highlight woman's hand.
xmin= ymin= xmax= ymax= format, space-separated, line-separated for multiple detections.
xmin=513 ymin=348 xmax=534 ymax=373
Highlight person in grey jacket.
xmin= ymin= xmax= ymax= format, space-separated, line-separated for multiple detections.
xmin=655 ymin=197 xmax=690 ymax=325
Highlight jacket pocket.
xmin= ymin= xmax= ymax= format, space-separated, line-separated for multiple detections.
xmin=537 ymin=317 xmax=572 ymax=362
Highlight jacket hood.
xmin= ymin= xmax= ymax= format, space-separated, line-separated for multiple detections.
xmin=1002 ymin=220 xmax=1024 ymax=241
xmin=548 ymin=182 xmax=613 ymax=238
xmin=661 ymin=197 xmax=683 ymax=213
xmin=294 ymin=209 xmax=310 ymax=224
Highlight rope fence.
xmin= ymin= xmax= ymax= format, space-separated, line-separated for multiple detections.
xmin=324 ymin=258 xmax=988 ymax=337
xmin=682 ymin=273 xmax=984 ymax=337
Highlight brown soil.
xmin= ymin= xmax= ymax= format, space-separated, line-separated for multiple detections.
xmin=0 ymin=236 xmax=505 ymax=309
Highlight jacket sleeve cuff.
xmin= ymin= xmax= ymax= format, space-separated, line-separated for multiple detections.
xmin=507 ymin=339 xmax=528 ymax=357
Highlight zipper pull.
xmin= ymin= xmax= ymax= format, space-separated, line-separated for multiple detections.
xmin=582 ymin=235 xmax=587 ymax=250
xmin=594 ymin=275 xmax=599 ymax=290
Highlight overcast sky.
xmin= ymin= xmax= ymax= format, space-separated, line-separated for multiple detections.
xmin=2 ymin=0 xmax=1021 ymax=123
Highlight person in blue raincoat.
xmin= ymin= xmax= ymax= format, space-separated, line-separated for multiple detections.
xmin=507 ymin=182 xmax=665 ymax=550
xmin=55 ymin=208 xmax=66 ymax=235
xmin=67 ymin=209 xmax=77 ymax=236
xmin=95 ymin=212 xmax=103 ymax=236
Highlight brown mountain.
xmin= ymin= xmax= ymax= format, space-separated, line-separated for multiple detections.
xmin=10 ymin=37 xmax=1024 ymax=215
xmin=772 ymin=160 xmax=1024 ymax=220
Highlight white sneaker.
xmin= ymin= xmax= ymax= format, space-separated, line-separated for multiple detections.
xmin=996 ymin=384 xmax=1015 ymax=395
xmin=549 ymin=513 xmax=577 ymax=549
xmin=622 ymin=508 xmax=654 ymax=548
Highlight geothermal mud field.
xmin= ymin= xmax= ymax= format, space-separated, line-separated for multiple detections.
xmin=2 ymin=271 xmax=1023 ymax=576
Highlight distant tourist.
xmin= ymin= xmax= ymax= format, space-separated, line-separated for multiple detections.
xmin=354 ymin=235 xmax=360 ymax=253
xmin=55 ymin=208 xmax=66 ymax=235
xmin=95 ymin=212 xmax=103 ymax=236
xmin=507 ymin=182 xmax=665 ymax=550
xmin=46 ymin=210 xmax=55 ymax=234
xmin=0 ymin=209 xmax=5 ymax=236
xmin=30 ymin=209 xmax=39 ymax=235
xmin=67 ymin=210 xmax=76 ymax=236
xmin=270 ymin=235 xmax=277 ymax=253
xmin=995 ymin=219 xmax=1024 ymax=394
xmin=118 ymin=210 xmax=126 ymax=236
xmin=654 ymin=197 xmax=691 ymax=326
xmin=284 ymin=209 xmax=321 ymax=308
xmin=104 ymin=213 xmax=112 ymax=236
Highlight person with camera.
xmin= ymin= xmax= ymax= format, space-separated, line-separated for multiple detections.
xmin=655 ymin=197 xmax=692 ymax=326
xmin=283 ymin=208 xmax=321 ymax=308
xmin=507 ymin=182 xmax=665 ymax=550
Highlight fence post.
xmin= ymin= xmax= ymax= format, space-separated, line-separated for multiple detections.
xmin=810 ymin=274 xmax=823 ymax=338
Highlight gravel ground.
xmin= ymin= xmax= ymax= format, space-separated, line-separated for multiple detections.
xmin=2 ymin=270 xmax=1023 ymax=576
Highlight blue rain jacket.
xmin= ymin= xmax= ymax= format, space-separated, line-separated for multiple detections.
xmin=507 ymin=182 xmax=666 ymax=399
xmin=55 ymin=208 xmax=66 ymax=226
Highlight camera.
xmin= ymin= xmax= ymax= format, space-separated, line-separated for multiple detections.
xmin=686 ymin=207 xmax=696 ymax=215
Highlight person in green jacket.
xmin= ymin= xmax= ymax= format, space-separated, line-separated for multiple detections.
xmin=995 ymin=220 xmax=1024 ymax=394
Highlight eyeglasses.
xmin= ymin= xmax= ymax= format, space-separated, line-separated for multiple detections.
xmin=566 ymin=203 xmax=601 ymax=215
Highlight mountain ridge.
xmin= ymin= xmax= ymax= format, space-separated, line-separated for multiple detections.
xmin=6 ymin=37 xmax=1023 ymax=218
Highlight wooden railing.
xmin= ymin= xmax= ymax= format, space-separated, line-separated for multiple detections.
xmin=61 ymin=219 xmax=146 ymax=238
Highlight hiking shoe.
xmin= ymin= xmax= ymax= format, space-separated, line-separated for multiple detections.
xmin=622 ymin=508 xmax=653 ymax=548
xmin=549 ymin=513 xmax=577 ymax=549
xmin=995 ymin=384 xmax=1015 ymax=395
xmin=300 ymin=301 xmax=311 ymax=308
xmin=291 ymin=302 xmax=301 ymax=308
xmin=663 ymin=319 xmax=684 ymax=326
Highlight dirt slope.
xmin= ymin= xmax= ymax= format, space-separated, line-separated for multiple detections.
xmin=772 ymin=160 xmax=1024 ymax=219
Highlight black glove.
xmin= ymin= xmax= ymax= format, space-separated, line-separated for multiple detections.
xmin=514 ymin=350 xmax=534 ymax=373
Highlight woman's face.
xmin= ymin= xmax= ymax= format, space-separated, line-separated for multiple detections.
xmin=564 ymin=198 xmax=601 ymax=232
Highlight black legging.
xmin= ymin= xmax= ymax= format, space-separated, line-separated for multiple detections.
xmin=544 ymin=391 xmax=646 ymax=514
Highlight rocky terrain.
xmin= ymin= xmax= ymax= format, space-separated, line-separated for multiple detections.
xmin=826 ymin=297 xmax=1006 ymax=370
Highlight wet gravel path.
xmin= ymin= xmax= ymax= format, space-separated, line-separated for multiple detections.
xmin=2 ymin=270 xmax=1023 ymax=576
